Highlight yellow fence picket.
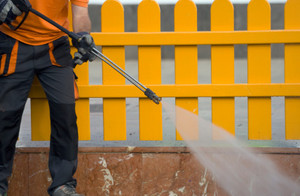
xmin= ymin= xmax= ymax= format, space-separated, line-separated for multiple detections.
xmin=73 ymin=53 xmax=91 ymax=140
xmin=28 ymin=0 xmax=300 ymax=144
xmin=174 ymin=0 xmax=198 ymax=140
xmin=247 ymin=0 xmax=271 ymax=140
xmin=138 ymin=0 xmax=162 ymax=140
xmin=102 ymin=0 xmax=126 ymax=140
xmin=69 ymin=5 xmax=91 ymax=141
xmin=284 ymin=0 xmax=300 ymax=140
xmin=211 ymin=0 xmax=235 ymax=138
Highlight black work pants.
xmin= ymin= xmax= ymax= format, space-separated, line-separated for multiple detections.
xmin=0 ymin=32 xmax=78 ymax=195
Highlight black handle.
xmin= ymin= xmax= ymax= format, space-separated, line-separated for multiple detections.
xmin=11 ymin=0 xmax=31 ymax=12
xmin=8 ymin=0 xmax=31 ymax=30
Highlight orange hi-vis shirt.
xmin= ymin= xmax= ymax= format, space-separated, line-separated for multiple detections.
xmin=0 ymin=0 xmax=89 ymax=45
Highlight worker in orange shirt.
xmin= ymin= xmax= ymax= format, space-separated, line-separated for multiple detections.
xmin=0 ymin=0 xmax=95 ymax=195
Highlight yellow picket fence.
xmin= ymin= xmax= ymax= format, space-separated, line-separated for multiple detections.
xmin=28 ymin=0 xmax=300 ymax=143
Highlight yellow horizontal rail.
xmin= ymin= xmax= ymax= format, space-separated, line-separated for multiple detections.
xmin=29 ymin=83 xmax=300 ymax=98
xmin=91 ymin=30 xmax=300 ymax=46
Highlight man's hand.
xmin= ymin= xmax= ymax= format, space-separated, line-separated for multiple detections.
xmin=0 ymin=0 xmax=22 ymax=25
xmin=72 ymin=32 xmax=96 ymax=66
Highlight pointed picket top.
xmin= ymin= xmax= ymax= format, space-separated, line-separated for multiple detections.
xmin=174 ymin=0 xmax=197 ymax=31
xmin=285 ymin=0 xmax=299 ymax=6
xmin=285 ymin=0 xmax=300 ymax=29
xmin=102 ymin=0 xmax=123 ymax=8
xmin=139 ymin=0 xmax=159 ymax=7
xmin=138 ymin=0 xmax=160 ymax=32
xmin=101 ymin=0 xmax=124 ymax=32
xmin=102 ymin=0 xmax=123 ymax=12
xmin=248 ymin=0 xmax=270 ymax=30
xmin=211 ymin=0 xmax=234 ymax=31
xmin=138 ymin=0 xmax=159 ymax=9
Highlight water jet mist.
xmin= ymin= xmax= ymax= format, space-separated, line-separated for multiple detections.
xmin=162 ymin=100 xmax=300 ymax=196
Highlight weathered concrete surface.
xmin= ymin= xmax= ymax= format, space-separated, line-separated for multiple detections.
xmin=8 ymin=147 xmax=300 ymax=196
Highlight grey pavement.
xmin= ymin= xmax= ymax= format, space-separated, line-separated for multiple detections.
xmin=17 ymin=58 xmax=300 ymax=148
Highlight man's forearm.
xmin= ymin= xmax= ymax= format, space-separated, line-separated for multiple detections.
xmin=72 ymin=5 xmax=91 ymax=33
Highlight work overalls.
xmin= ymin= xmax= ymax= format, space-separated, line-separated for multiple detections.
xmin=0 ymin=32 xmax=79 ymax=195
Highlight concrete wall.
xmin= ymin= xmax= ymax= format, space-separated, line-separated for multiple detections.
xmin=88 ymin=3 xmax=285 ymax=59
xmin=8 ymin=147 xmax=300 ymax=195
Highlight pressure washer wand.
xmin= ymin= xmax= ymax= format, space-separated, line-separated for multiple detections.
xmin=90 ymin=48 xmax=161 ymax=104
xmin=11 ymin=0 xmax=161 ymax=104
xmin=90 ymin=48 xmax=145 ymax=92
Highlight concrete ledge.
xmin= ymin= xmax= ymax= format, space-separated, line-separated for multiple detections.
xmin=15 ymin=146 xmax=300 ymax=154
xmin=8 ymin=147 xmax=300 ymax=195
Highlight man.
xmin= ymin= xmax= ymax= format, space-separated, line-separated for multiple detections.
xmin=0 ymin=0 xmax=95 ymax=195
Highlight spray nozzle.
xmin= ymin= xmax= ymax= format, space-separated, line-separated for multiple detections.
xmin=144 ymin=88 xmax=161 ymax=104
